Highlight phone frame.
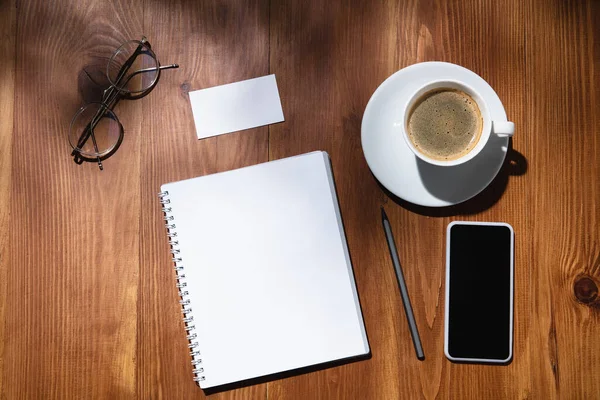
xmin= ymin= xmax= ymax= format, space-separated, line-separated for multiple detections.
xmin=444 ymin=221 xmax=514 ymax=363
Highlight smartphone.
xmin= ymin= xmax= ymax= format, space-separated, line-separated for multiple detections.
xmin=444 ymin=221 xmax=514 ymax=363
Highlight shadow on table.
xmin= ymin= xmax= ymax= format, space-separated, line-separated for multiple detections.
xmin=380 ymin=139 xmax=527 ymax=217
xmin=202 ymin=352 xmax=372 ymax=395
xmin=447 ymin=356 xmax=513 ymax=366
xmin=77 ymin=58 xmax=113 ymax=104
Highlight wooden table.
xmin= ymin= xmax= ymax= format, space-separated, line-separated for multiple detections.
xmin=1 ymin=0 xmax=599 ymax=398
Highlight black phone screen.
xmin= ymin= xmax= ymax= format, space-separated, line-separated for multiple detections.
xmin=447 ymin=223 xmax=513 ymax=361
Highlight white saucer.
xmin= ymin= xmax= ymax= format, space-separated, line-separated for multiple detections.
xmin=361 ymin=62 xmax=510 ymax=207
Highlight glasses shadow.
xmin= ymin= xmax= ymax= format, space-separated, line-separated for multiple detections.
xmin=77 ymin=58 xmax=112 ymax=104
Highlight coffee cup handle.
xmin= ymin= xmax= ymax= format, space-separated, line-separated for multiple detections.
xmin=493 ymin=121 xmax=515 ymax=137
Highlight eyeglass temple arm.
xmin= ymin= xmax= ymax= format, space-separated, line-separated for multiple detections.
xmin=106 ymin=64 xmax=179 ymax=96
xmin=75 ymin=63 xmax=179 ymax=152
xmin=72 ymin=111 xmax=107 ymax=170
xmin=88 ymin=128 xmax=104 ymax=170
xmin=134 ymin=64 xmax=179 ymax=74
xmin=74 ymin=63 xmax=179 ymax=158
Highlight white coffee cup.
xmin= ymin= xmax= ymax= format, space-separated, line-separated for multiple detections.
xmin=401 ymin=79 xmax=514 ymax=167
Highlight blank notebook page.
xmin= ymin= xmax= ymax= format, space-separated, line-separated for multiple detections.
xmin=161 ymin=151 xmax=369 ymax=389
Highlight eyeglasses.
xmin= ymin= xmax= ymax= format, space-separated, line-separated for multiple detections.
xmin=69 ymin=36 xmax=178 ymax=170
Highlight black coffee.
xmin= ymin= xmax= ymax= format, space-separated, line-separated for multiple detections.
xmin=407 ymin=89 xmax=483 ymax=161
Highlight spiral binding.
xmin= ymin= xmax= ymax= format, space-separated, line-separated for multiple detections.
xmin=159 ymin=190 xmax=206 ymax=383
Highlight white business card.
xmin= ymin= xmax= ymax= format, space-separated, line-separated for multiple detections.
xmin=189 ymin=74 xmax=285 ymax=139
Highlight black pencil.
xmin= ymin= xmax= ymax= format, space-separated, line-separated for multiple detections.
xmin=381 ymin=207 xmax=425 ymax=360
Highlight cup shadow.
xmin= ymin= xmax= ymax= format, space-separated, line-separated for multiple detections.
xmin=378 ymin=139 xmax=527 ymax=217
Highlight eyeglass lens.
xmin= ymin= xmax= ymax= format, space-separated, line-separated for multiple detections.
xmin=69 ymin=103 xmax=122 ymax=158
xmin=107 ymin=40 xmax=160 ymax=94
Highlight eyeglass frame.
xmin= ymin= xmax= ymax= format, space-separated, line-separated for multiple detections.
xmin=70 ymin=36 xmax=178 ymax=170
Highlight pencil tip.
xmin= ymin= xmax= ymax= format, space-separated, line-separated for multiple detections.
xmin=381 ymin=207 xmax=388 ymax=222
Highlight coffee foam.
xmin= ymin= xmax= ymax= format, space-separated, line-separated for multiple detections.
xmin=407 ymin=89 xmax=483 ymax=161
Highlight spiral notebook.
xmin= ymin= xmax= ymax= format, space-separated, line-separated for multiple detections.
xmin=159 ymin=151 xmax=369 ymax=389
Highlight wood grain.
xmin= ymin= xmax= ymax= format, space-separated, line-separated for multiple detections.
xmin=3 ymin=0 xmax=143 ymax=397
xmin=0 ymin=0 xmax=16 ymax=395
xmin=527 ymin=0 xmax=600 ymax=398
xmin=0 ymin=0 xmax=599 ymax=398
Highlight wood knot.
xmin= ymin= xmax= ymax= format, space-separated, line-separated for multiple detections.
xmin=573 ymin=275 xmax=598 ymax=305
xmin=180 ymin=82 xmax=191 ymax=94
